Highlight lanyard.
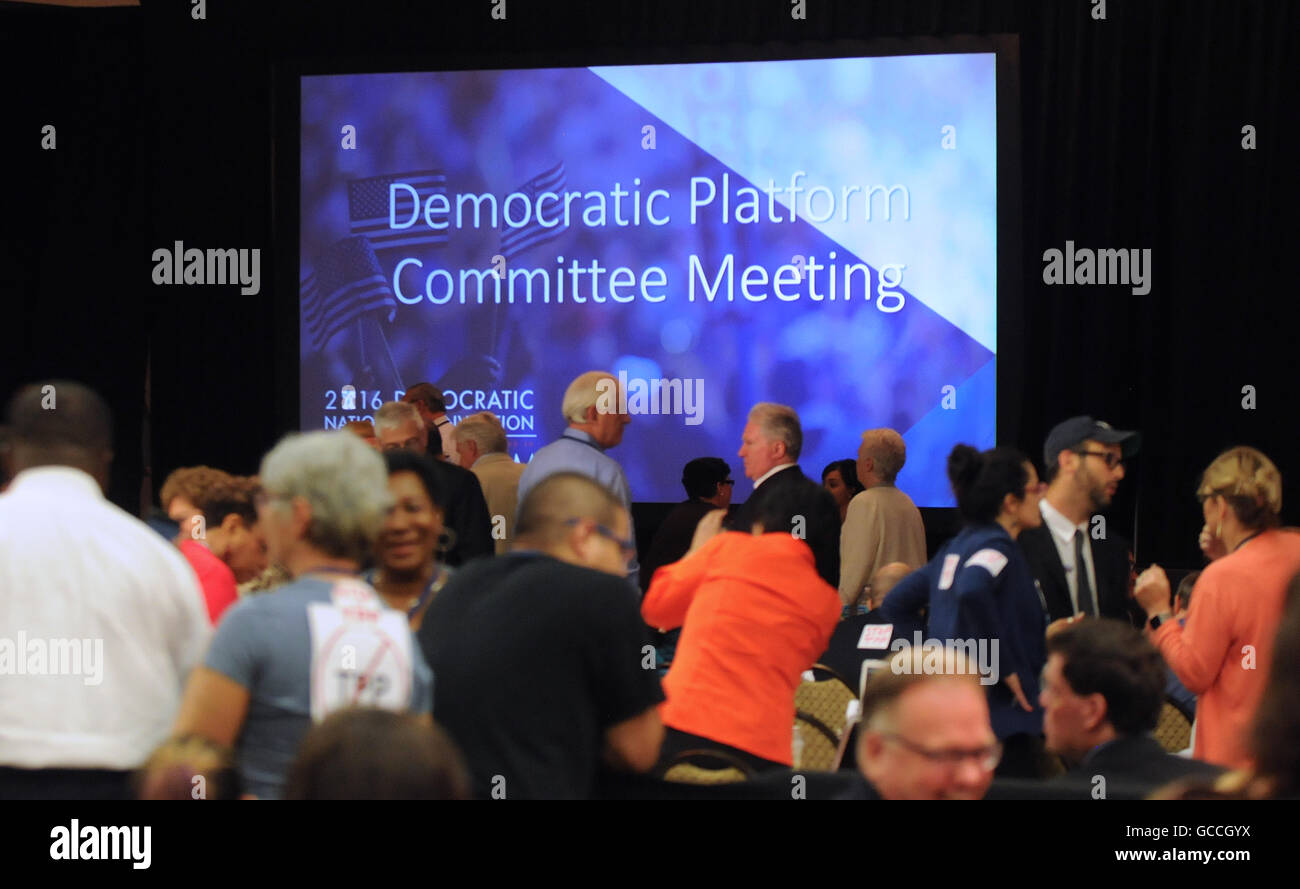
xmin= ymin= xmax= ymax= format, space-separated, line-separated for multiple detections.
xmin=366 ymin=566 xmax=448 ymax=619
xmin=1233 ymin=531 xmax=1263 ymax=553
xmin=562 ymin=429 xmax=605 ymax=453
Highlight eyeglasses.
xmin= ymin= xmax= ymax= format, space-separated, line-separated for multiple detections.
xmin=720 ymin=479 xmax=735 ymax=486
xmin=1196 ymin=490 xmax=1221 ymax=505
xmin=564 ymin=518 xmax=636 ymax=558
xmin=879 ymin=733 xmax=1002 ymax=770
xmin=1075 ymin=449 xmax=1123 ymax=469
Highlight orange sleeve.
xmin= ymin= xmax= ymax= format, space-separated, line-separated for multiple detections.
xmin=641 ymin=533 xmax=725 ymax=630
xmin=1152 ymin=570 xmax=1232 ymax=695
xmin=816 ymin=584 xmax=842 ymax=653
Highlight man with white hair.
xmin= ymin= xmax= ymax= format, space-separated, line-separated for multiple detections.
xmin=516 ymin=371 xmax=638 ymax=585
xmin=838 ymin=428 xmax=928 ymax=608
xmin=728 ymin=402 xmax=840 ymax=587
xmin=454 ymin=411 xmax=524 ymax=554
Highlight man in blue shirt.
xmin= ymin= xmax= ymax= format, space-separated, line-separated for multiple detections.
xmin=517 ymin=371 xmax=639 ymax=586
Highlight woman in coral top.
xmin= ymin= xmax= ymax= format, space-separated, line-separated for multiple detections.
xmin=1135 ymin=446 xmax=1300 ymax=770
xmin=642 ymin=483 xmax=842 ymax=772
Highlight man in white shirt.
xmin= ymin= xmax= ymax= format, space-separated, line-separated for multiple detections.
xmin=0 ymin=381 xmax=210 ymax=799
xmin=403 ymin=382 xmax=459 ymax=465
xmin=1018 ymin=416 xmax=1143 ymax=626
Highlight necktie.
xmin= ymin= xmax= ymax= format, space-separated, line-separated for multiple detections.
xmin=1074 ymin=529 xmax=1096 ymax=617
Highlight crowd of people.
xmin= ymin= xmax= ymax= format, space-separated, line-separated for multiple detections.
xmin=1 ymin=373 xmax=1298 ymax=801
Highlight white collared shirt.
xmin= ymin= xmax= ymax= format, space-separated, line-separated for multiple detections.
xmin=0 ymin=466 xmax=211 ymax=769
xmin=1039 ymin=497 xmax=1099 ymax=617
xmin=751 ymin=462 xmax=796 ymax=490
xmin=433 ymin=416 xmax=459 ymax=466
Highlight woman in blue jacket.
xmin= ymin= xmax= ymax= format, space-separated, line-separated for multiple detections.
xmin=880 ymin=444 xmax=1052 ymax=777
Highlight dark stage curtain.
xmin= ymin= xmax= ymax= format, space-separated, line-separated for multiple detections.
xmin=3 ymin=0 xmax=1296 ymax=570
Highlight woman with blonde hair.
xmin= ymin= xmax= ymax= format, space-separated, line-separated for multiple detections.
xmin=1135 ymin=446 xmax=1300 ymax=770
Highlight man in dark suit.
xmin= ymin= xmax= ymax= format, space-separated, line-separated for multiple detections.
xmin=373 ymin=401 xmax=494 ymax=567
xmin=1041 ymin=619 xmax=1222 ymax=797
xmin=1018 ymin=416 xmax=1143 ymax=627
xmin=639 ymin=457 xmax=733 ymax=590
xmin=726 ymin=402 xmax=840 ymax=588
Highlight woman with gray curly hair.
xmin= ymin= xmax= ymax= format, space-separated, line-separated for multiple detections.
xmin=172 ymin=431 xmax=435 ymax=799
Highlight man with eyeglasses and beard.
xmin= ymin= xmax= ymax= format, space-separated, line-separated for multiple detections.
xmin=1018 ymin=417 xmax=1145 ymax=627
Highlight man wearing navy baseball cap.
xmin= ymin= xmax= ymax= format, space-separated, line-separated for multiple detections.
xmin=1019 ymin=417 xmax=1144 ymax=627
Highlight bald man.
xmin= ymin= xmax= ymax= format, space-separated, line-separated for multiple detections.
xmin=418 ymin=473 xmax=663 ymax=799
xmin=0 ymin=381 xmax=209 ymax=799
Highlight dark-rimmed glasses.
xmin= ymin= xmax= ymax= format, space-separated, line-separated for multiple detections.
xmin=1075 ymin=449 xmax=1123 ymax=469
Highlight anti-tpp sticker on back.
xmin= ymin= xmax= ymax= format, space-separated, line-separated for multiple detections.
xmin=857 ymin=623 xmax=894 ymax=650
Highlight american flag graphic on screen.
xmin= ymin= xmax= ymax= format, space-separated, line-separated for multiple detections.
xmin=499 ymin=162 xmax=568 ymax=260
xmin=301 ymin=236 xmax=398 ymax=350
xmin=347 ymin=170 xmax=450 ymax=251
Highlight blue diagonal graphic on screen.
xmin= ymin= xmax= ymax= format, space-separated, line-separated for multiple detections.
xmin=590 ymin=55 xmax=997 ymax=353
xmin=891 ymin=357 xmax=997 ymax=507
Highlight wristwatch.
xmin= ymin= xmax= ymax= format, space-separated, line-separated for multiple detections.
xmin=1148 ymin=611 xmax=1173 ymax=631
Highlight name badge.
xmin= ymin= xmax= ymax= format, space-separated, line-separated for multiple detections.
xmin=307 ymin=578 xmax=415 ymax=722
xmin=857 ymin=623 xmax=894 ymax=650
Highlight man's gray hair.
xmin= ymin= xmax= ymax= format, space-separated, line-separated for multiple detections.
xmin=562 ymin=370 xmax=616 ymax=424
xmin=453 ymin=411 xmax=508 ymax=454
xmin=748 ymin=402 xmax=802 ymax=460
xmin=861 ymin=428 xmax=907 ymax=484
xmin=259 ymin=431 xmax=393 ymax=563
xmin=373 ymin=400 xmax=423 ymax=433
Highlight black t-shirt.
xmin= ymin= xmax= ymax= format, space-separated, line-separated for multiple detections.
xmin=418 ymin=552 xmax=664 ymax=799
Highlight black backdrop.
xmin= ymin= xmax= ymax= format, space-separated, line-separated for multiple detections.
xmin=2 ymin=0 xmax=1297 ymax=572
